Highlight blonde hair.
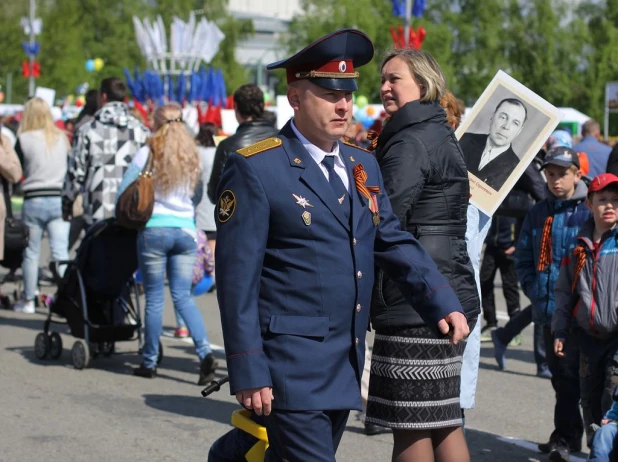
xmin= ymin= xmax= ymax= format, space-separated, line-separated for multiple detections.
xmin=18 ymin=97 xmax=66 ymax=149
xmin=148 ymin=104 xmax=200 ymax=196
xmin=382 ymin=49 xmax=446 ymax=102
xmin=440 ymin=91 xmax=464 ymax=129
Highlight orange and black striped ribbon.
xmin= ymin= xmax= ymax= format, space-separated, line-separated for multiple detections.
xmin=537 ymin=216 xmax=554 ymax=272
xmin=353 ymin=164 xmax=380 ymax=201
xmin=572 ymin=244 xmax=587 ymax=293
xmin=367 ymin=131 xmax=379 ymax=151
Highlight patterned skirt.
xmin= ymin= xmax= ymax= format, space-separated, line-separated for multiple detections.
xmin=365 ymin=325 xmax=466 ymax=430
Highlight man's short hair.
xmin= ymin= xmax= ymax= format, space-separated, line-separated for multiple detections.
xmin=582 ymin=119 xmax=601 ymax=137
xmin=233 ymin=84 xmax=265 ymax=120
xmin=99 ymin=77 xmax=127 ymax=103
xmin=494 ymin=98 xmax=528 ymax=125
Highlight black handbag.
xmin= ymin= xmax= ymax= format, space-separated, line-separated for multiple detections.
xmin=2 ymin=177 xmax=29 ymax=268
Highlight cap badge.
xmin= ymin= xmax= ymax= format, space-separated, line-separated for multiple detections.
xmin=339 ymin=61 xmax=347 ymax=73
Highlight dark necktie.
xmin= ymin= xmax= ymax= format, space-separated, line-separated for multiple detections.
xmin=322 ymin=155 xmax=350 ymax=220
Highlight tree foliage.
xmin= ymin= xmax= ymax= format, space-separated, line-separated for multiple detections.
xmin=4 ymin=0 xmax=618 ymax=126
xmin=0 ymin=0 xmax=252 ymax=103
xmin=285 ymin=0 xmax=618 ymax=124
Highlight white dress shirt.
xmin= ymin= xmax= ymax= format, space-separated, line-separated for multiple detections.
xmin=291 ymin=120 xmax=350 ymax=192
xmin=477 ymin=140 xmax=510 ymax=171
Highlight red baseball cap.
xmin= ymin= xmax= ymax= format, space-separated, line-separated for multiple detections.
xmin=588 ymin=173 xmax=618 ymax=194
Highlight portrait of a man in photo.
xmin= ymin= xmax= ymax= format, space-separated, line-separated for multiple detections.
xmin=459 ymin=98 xmax=527 ymax=191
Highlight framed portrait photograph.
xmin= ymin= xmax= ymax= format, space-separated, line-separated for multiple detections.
xmin=455 ymin=70 xmax=562 ymax=216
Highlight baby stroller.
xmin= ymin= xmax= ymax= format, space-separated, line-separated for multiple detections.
xmin=33 ymin=219 xmax=162 ymax=369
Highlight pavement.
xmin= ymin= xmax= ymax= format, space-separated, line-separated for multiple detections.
xmin=0 ymin=242 xmax=590 ymax=461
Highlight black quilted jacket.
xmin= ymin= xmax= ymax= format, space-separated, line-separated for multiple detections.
xmin=371 ymin=100 xmax=480 ymax=329
xmin=207 ymin=119 xmax=279 ymax=203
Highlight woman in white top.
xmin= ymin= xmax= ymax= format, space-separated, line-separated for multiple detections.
xmin=117 ymin=104 xmax=216 ymax=384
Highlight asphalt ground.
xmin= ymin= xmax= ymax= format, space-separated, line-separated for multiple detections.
xmin=0 ymin=241 xmax=589 ymax=461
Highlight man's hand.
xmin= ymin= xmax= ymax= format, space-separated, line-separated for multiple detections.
xmin=554 ymin=338 xmax=565 ymax=357
xmin=437 ymin=312 xmax=469 ymax=344
xmin=236 ymin=387 xmax=273 ymax=416
xmin=504 ymin=246 xmax=516 ymax=255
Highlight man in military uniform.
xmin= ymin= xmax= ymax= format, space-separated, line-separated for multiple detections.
xmin=213 ymin=29 xmax=469 ymax=461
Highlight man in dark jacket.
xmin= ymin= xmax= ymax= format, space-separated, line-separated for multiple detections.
xmin=207 ymin=84 xmax=278 ymax=202
xmin=459 ymin=98 xmax=526 ymax=191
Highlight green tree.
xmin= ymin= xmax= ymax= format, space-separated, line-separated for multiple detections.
xmin=282 ymin=0 xmax=396 ymax=101
xmin=576 ymin=0 xmax=618 ymax=124
xmin=0 ymin=0 xmax=34 ymax=102
xmin=38 ymin=0 xmax=145 ymax=97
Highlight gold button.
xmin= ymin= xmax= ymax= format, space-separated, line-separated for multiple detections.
xmin=357 ymin=271 xmax=362 ymax=279
xmin=355 ymin=337 xmax=359 ymax=345
xmin=353 ymin=238 xmax=357 ymax=245
xmin=356 ymin=304 xmax=361 ymax=313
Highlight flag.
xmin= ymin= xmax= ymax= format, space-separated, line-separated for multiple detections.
xmin=413 ymin=0 xmax=426 ymax=17
xmin=392 ymin=0 xmax=405 ymax=17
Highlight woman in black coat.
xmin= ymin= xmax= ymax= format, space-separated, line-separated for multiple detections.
xmin=366 ymin=49 xmax=479 ymax=462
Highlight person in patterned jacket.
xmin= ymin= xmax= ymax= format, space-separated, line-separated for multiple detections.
xmin=62 ymin=77 xmax=149 ymax=224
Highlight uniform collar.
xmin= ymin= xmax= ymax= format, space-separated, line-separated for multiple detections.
xmin=291 ymin=119 xmax=343 ymax=168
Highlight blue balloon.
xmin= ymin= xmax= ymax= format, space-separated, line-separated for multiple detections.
xmin=192 ymin=275 xmax=214 ymax=296
xmin=85 ymin=59 xmax=95 ymax=72
xmin=361 ymin=115 xmax=374 ymax=130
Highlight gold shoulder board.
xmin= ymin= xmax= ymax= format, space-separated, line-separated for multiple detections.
xmin=237 ymin=137 xmax=282 ymax=157
xmin=342 ymin=140 xmax=370 ymax=152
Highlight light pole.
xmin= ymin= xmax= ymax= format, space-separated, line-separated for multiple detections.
xmin=28 ymin=0 xmax=36 ymax=96
xmin=404 ymin=0 xmax=412 ymax=47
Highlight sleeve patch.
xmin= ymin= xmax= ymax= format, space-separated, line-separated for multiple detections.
xmin=217 ymin=190 xmax=236 ymax=223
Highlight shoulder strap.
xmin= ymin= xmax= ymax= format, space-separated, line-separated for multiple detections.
xmin=142 ymin=148 xmax=155 ymax=175
xmin=2 ymin=176 xmax=13 ymax=218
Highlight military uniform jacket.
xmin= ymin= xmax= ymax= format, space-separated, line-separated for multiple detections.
xmin=215 ymin=121 xmax=463 ymax=411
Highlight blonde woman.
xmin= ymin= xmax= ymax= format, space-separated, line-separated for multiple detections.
xmin=367 ymin=50 xmax=478 ymax=461
xmin=117 ymin=104 xmax=216 ymax=384
xmin=13 ymin=98 xmax=70 ymax=313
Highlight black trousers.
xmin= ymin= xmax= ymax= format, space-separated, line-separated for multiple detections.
xmin=496 ymin=305 xmax=548 ymax=373
xmin=543 ymin=326 xmax=584 ymax=446
xmin=480 ymin=246 xmax=520 ymax=326
xmin=579 ymin=332 xmax=618 ymax=446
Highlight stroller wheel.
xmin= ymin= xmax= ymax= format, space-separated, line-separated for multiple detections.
xmin=157 ymin=342 xmax=164 ymax=365
xmin=71 ymin=340 xmax=91 ymax=370
xmin=49 ymin=332 xmax=63 ymax=359
xmin=34 ymin=333 xmax=51 ymax=359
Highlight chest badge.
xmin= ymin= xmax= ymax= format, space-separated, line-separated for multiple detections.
xmin=349 ymin=156 xmax=355 ymax=162
xmin=293 ymin=193 xmax=314 ymax=209
xmin=302 ymin=211 xmax=312 ymax=226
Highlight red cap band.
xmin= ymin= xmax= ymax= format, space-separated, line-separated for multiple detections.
xmin=286 ymin=60 xmax=355 ymax=83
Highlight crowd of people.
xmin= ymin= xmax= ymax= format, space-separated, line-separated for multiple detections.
xmin=2 ymin=26 xmax=618 ymax=462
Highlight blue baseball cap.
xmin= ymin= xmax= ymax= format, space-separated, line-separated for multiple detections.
xmin=267 ymin=29 xmax=374 ymax=91
xmin=541 ymin=146 xmax=580 ymax=170
xmin=547 ymin=129 xmax=573 ymax=149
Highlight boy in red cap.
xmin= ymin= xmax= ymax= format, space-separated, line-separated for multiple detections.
xmin=553 ymin=173 xmax=618 ymax=452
